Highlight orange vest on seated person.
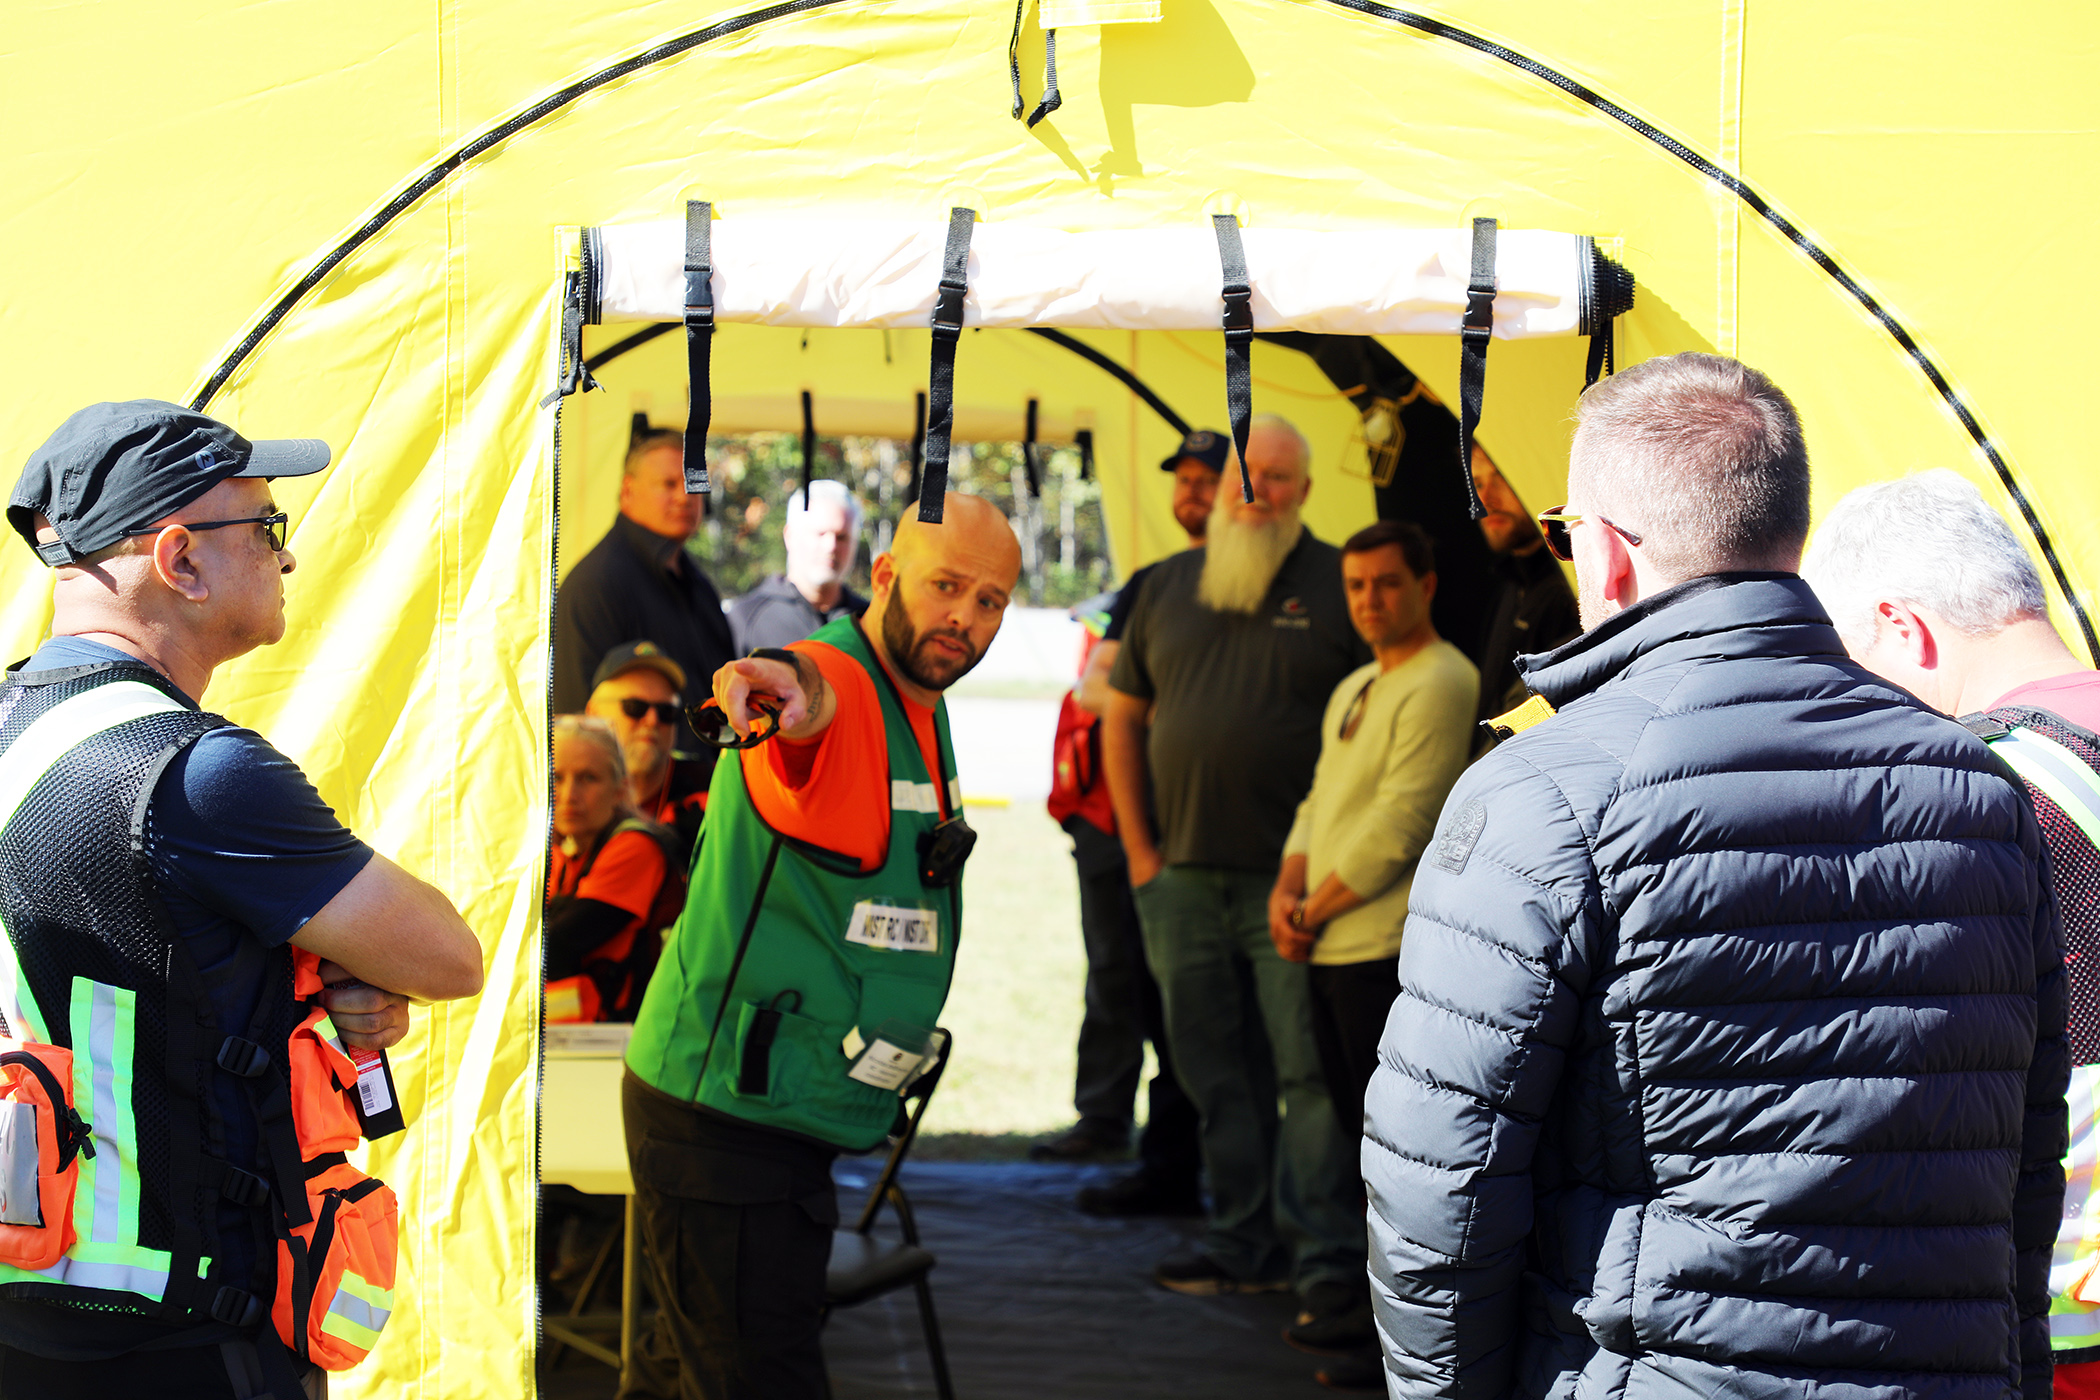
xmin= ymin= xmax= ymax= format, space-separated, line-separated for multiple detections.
xmin=546 ymin=817 xmax=684 ymax=1023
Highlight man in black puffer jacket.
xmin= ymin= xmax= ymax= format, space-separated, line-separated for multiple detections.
xmin=1365 ymin=352 xmax=2068 ymax=1399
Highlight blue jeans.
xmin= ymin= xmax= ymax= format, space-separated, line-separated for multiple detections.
xmin=1132 ymin=865 xmax=1363 ymax=1289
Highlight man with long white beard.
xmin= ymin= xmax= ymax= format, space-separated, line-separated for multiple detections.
xmin=1103 ymin=414 xmax=1374 ymax=1331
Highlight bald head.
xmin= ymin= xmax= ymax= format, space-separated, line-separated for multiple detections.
xmin=869 ymin=492 xmax=1021 ymax=702
xmin=892 ymin=492 xmax=1022 ymax=581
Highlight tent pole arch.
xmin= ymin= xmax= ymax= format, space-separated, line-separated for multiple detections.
xmin=582 ymin=322 xmax=1193 ymax=438
xmin=182 ymin=0 xmax=2096 ymax=661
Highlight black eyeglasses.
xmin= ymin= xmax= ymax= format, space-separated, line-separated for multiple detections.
xmin=618 ymin=698 xmax=682 ymax=726
xmin=688 ymin=698 xmax=784 ymax=750
xmin=123 ymin=512 xmax=290 ymax=553
xmin=1534 ymin=505 xmax=1642 ymax=563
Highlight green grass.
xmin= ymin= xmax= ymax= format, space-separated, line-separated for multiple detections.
xmin=919 ymin=801 xmax=1091 ymax=1145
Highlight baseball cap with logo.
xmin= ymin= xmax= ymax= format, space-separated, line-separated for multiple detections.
xmin=1159 ymin=430 xmax=1230 ymax=474
xmin=9 ymin=400 xmax=332 ymax=567
xmin=591 ymin=640 xmax=689 ymax=695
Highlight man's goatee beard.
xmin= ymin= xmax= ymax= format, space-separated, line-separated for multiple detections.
xmin=1199 ymin=498 xmax=1302 ymax=615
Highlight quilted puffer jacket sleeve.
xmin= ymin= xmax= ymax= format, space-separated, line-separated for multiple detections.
xmin=2017 ymin=825 xmax=2069 ymax=1400
xmin=1364 ymin=749 xmax=1599 ymax=1398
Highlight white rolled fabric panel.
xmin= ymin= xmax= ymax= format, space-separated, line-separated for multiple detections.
xmin=590 ymin=218 xmax=1597 ymax=339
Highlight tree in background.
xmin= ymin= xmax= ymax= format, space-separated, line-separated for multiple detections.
xmin=689 ymin=433 xmax=1113 ymax=607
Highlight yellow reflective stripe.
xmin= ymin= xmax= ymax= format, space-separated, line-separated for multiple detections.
xmin=0 ymin=681 xmax=185 ymax=1044
xmin=1992 ymin=728 xmax=2100 ymax=851
xmin=69 ymin=979 xmax=139 ymax=1251
xmin=322 ymin=1270 xmax=393 ymax=1348
xmin=0 ymin=1240 xmax=175 ymax=1299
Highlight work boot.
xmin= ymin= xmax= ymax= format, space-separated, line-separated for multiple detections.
xmin=1153 ymin=1250 xmax=1289 ymax=1296
xmin=1285 ymin=1279 xmax=1377 ymax=1355
xmin=1314 ymin=1347 xmax=1386 ymax=1393
xmin=1075 ymin=1168 xmax=1204 ymax=1217
xmin=1028 ymin=1117 xmax=1131 ymax=1162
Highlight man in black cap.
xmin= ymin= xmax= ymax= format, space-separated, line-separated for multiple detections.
xmin=582 ymin=640 xmax=713 ymax=861
xmin=1026 ymin=431 xmax=1222 ymax=1216
xmin=0 ymin=400 xmax=483 ymax=1398
xmin=554 ymin=430 xmax=735 ymax=745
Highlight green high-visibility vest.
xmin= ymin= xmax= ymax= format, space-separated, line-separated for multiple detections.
xmin=626 ymin=617 xmax=964 ymax=1152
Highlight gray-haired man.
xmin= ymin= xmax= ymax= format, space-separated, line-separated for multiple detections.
xmin=728 ymin=479 xmax=869 ymax=652
xmin=1806 ymin=468 xmax=2100 ymax=1384
xmin=1365 ymin=355 xmax=2065 ymax=1399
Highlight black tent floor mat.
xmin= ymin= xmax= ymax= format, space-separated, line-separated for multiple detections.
xmin=825 ymin=1160 xmax=1335 ymax=1400
xmin=538 ymin=1160 xmax=1345 ymax=1400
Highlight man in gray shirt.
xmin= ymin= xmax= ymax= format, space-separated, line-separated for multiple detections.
xmin=1104 ymin=414 xmax=1372 ymax=1320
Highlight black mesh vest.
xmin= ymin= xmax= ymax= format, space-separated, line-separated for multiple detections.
xmin=0 ymin=660 xmax=300 ymax=1326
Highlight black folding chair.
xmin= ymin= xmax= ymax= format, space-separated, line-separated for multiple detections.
xmin=823 ymin=1028 xmax=956 ymax=1400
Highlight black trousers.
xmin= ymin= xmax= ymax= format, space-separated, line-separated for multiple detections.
xmin=1072 ymin=855 xmax=1203 ymax=1184
xmin=1306 ymin=957 xmax=1400 ymax=1146
xmin=0 ymin=1342 xmax=324 ymax=1399
xmin=618 ymin=1072 xmax=839 ymax=1400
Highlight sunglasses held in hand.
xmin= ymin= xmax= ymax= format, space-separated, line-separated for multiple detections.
xmin=689 ymin=697 xmax=785 ymax=750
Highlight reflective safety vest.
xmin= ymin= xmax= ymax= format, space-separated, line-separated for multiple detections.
xmin=1968 ymin=705 xmax=2100 ymax=1360
xmin=627 ymin=616 xmax=964 ymax=1151
xmin=0 ymin=659 xmax=303 ymax=1325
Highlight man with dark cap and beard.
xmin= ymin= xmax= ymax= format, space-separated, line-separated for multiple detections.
xmin=1102 ymin=415 xmax=1374 ymax=1340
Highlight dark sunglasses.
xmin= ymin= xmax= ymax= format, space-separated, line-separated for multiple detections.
xmin=688 ymin=698 xmax=784 ymax=750
xmin=1534 ymin=505 xmax=1643 ymax=563
xmin=617 ymin=698 xmax=682 ymax=726
xmin=123 ymin=512 xmax=290 ymax=553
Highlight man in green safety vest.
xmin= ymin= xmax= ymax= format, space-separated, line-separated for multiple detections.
xmin=1808 ymin=468 xmax=2100 ymax=1398
xmin=623 ymin=491 xmax=1020 ymax=1400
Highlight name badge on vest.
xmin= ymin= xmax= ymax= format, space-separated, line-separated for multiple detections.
xmin=845 ymin=901 xmax=939 ymax=953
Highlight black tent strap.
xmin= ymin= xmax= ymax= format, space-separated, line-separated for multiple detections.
xmin=1008 ymin=1 xmax=1061 ymax=126
xmin=908 ymin=391 xmax=928 ymax=504
xmin=800 ymin=389 xmax=816 ymax=501
xmin=1211 ymin=214 xmax=1256 ymax=504
xmin=1455 ymin=215 xmax=1496 ymax=521
xmin=919 ymin=208 xmax=976 ymax=523
xmin=1074 ymin=428 xmax=1095 ymax=482
xmin=682 ymin=199 xmax=715 ymax=494
xmin=1027 ymin=30 xmax=1062 ymax=128
xmin=1022 ymin=398 xmax=1042 ymax=497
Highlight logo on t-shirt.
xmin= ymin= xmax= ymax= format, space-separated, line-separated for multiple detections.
xmin=1273 ymin=596 xmax=1311 ymax=630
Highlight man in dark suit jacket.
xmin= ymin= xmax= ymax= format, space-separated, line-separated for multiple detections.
xmin=554 ymin=430 xmax=734 ymax=746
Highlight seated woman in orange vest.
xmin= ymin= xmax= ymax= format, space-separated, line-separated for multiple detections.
xmin=546 ymin=715 xmax=684 ymax=1023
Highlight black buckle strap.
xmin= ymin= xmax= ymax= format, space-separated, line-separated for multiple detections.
xmin=1456 ymin=216 xmax=1497 ymax=521
xmin=202 ymin=1157 xmax=270 ymax=1207
xmin=800 ymin=389 xmax=817 ymax=505
xmin=215 ymin=1037 xmax=270 ymax=1078
xmin=683 ymin=199 xmax=715 ymax=496
xmin=918 ymin=208 xmax=977 ymax=524
xmin=1006 ymin=0 xmax=1061 ymax=126
xmin=1211 ymin=213 xmax=1256 ymax=504
xmin=210 ymin=1285 xmax=266 ymax=1328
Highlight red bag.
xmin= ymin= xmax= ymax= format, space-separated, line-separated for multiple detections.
xmin=0 ymin=1039 xmax=92 ymax=1270
xmin=1046 ymin=691 xmax=1116 ymax=837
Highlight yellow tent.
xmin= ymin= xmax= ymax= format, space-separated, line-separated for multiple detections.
xmin=5 ymin=3 xmax=2093 ymax=1393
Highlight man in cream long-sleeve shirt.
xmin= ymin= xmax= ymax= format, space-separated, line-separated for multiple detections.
xmin=1268 ymin=518 xmax=1477 ymax=1389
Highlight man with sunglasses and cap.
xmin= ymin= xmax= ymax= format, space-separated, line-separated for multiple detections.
xmin=620 ymin=491 xmax=1020 ymax=1400
xmin=584 ymin=640 xmax=713 ymax=861
xmin=1362 ymin=354 xmax=2065 ymax=1400
xmin=0 ymin=400 xmax=484 ymax=1398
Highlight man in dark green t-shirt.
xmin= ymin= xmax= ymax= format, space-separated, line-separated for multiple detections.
xmin=1102 ymin=414 xmax=1372 ymax=1321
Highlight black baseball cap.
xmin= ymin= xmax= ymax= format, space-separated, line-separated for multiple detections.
xmin=591 ymin=640 xmax=688 ymax=695
xmin=1159 ymin=430 xmax=1230 ymax=474
xmin=10 ymin=400 xmax=331 ymax=567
